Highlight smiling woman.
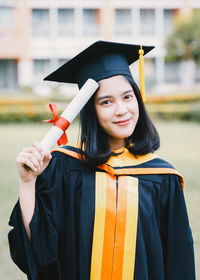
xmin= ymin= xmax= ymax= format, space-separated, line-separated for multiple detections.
xmin=8 ymin=41 xmax=195 ymax=280
xmin=80 ymin=73 xmax=160 ymax=166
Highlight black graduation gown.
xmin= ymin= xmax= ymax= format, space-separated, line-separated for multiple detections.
xmin=8 ymin=146 xmax=196 ymax=280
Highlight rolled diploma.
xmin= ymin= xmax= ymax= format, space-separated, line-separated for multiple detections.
xmin=40 ymin=78 xmax=99 ymax=152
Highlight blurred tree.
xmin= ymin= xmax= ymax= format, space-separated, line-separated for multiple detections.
xmin=165 ymin=10 xmax=200 ymax=63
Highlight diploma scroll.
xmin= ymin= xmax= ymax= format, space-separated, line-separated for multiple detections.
xmin=40 ymin=78 xmax=99 ymax=152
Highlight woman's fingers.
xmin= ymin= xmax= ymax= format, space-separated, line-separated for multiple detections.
xmin=32 ymin=141 xmax=43 ymax=155
xmin=16 ymin=155 xmax=39 ymax=173
xmin=43 ymin=151 xmax=52 ymax=168
xmin=19 ymin=152 xmax=41 ymax=168
xmin=19 ymin=148 xmax=42 ymax=171
xmin=22 ymin=146 xmax=42 ymax=161
xmin=16 ymin=141 xmax=51 ymax=178
xmin=16 ymin=140 xmax=53 ymax=183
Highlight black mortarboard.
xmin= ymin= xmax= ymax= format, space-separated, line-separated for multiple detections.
xmin=44 ymin=41 xmax=154 ymax=90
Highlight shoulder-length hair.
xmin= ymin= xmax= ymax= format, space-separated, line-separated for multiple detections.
xmin=80 ymin=74 xmax=160 ymax=166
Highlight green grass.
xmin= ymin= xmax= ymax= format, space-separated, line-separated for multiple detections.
xmin=0 ymin=121 xmax=199 ymax=279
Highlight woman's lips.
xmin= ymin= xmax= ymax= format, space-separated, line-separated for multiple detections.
xmin=114 ymin=118 xmax=132 ymax=126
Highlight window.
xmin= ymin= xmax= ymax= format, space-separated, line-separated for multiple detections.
xmin=83 ymin=9 xmax=100 ymax=36
xmin=140 ymin=9 xmax=155 ymax=36
xmin=32 ymin=9 xmax=50 ymax=37
xmin=115 ymin=9 xmax=132 ymax=36
xmin=195 ymin=64 xmax=200 ymax=83
xmin=58 ymin=9 xmax=75 ymax=36
xmin=58 ymin=58 xmax=69 ymax=66
xmin=0 ymin=6 xmax=13 ymax=27
xmin=164 ymin=9 xmax=175 ymax=35
xmin=33 ymin=59 xmax=50 ymax=81
xmin=0 ymin=59 xmax=17 ymax=89
xmin=144 ymin=58 xmax=156 ymax=90
xmin=165 ymin=62 xmax=180 ymax=83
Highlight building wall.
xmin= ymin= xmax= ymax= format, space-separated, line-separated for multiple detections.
xmin=0 ymin=0 xmax=200 ymax=93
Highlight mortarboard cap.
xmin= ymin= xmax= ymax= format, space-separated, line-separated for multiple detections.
xmin=44 ymin=40 xmax=154 ymax=100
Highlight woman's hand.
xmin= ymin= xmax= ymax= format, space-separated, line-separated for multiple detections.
xmin=16 ymin=141 xmax=52 ymax=183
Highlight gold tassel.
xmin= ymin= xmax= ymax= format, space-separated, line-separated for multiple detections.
xmin=138 ymin=45 xmax=146 ymax=102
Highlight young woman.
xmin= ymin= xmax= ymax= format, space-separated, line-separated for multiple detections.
xmin=8 ymin=41 xmax=195 ymax=280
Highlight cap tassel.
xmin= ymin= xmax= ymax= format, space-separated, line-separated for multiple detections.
xmin=138 ymin=45 xmax=146 ymax=102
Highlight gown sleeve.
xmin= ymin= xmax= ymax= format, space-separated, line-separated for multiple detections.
xmin=8 ymin=152 xmax=70 ymax=280
xmin=160 ymin=174 xmax=196 ymax=280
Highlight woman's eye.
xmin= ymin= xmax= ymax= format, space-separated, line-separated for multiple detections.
xmin=124 ymin=94 xmax=133 ymax=100
xmin=101 ymin=100 xmax=111 ymax=105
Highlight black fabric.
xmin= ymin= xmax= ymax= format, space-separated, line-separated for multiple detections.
xmin=8 ymin=148 xmax=195 ymax=280
xmin=43 ymin=40 xmax=154 ymax=88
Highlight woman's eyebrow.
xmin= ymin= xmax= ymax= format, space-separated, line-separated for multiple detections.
xmin=121 ymin=89 xmax=133 ymax=95
xmin=96 ymin=95 xmax=112 ymax=101
xmin=97 ymin=89 xmax=133 ymax=101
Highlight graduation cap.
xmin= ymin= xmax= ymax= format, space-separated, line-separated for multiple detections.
xmin=44 ymin=40 xmax=154 ymax=101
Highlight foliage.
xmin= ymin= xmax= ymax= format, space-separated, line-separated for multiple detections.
xmin=165 ymin=10 xmax=200 ymax=63
xmin=1 ymin=94 xmax=200 ymax=122
xmin=146 ymin=102 xmax=200 ymax=122
xmin=147 ymin=93 xmax=200 ymax=104
xmin=0 ymin=97 xmax=68 ymax=122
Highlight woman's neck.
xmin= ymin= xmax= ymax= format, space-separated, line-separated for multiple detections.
xmin=108 ymin=138 xmax=125 ymax=150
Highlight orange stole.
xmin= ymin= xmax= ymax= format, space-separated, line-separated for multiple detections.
xmin=51 ymin=148 xmax=184 ymax=191
xmin=90 ymin=172 xmax=139 ymax=280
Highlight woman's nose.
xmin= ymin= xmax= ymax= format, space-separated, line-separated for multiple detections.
xmin=115 ymin=101 xmax=128 ymax=115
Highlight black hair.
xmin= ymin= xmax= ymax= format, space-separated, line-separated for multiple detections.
xmin=80 ymin=75 xmax=160 ymax=166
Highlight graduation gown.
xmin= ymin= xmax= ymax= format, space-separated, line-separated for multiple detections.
xmin=8 ymin=146 xmax=195 ymax=280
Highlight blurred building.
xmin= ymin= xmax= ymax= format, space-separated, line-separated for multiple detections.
xmin=0 ymin=0 xmax=200 ymax=95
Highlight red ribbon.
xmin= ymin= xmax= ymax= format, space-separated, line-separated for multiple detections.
xmin=44 ymin=104 xmax=70 ymax=146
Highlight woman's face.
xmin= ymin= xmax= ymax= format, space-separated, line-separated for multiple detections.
xmin=94 ymin=75 xmax=139 ymax=150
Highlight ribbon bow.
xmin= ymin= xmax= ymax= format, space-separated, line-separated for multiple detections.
xmin=44 ymin=103 xmax=70 ymax=146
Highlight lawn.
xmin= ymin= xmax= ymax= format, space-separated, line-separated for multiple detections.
xmin=0 ymin=121 xmax=199 ymax=279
